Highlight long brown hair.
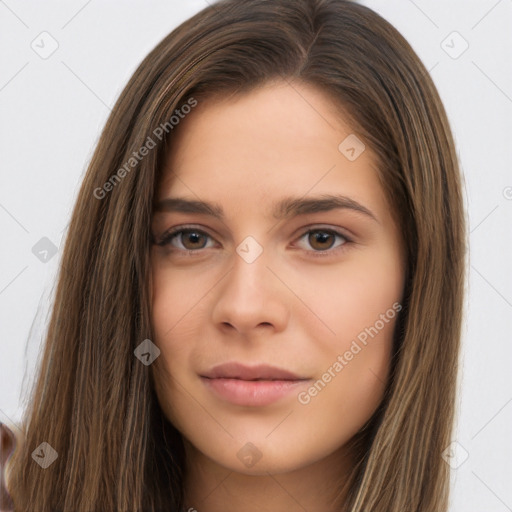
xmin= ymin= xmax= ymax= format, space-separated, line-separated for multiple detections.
xmin=5 ymin=0 xmax=466 ymax=510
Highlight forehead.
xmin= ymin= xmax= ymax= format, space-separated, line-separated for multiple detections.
xmin=156 ymin=81 xmax=386 ymax=218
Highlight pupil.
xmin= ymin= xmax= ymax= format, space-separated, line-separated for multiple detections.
xmin=185 ymin=231 xmax=203 ymax=248
xmin=311 ymin=232 xmax=333 ymax=249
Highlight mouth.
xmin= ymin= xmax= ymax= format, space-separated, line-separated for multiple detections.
xmin=200 ymin=361 xmax=308 ymax=381
xmin=200 ymin=362 xmax=311 ymax=406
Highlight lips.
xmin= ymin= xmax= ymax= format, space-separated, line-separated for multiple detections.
xmin=200 ymin=362 xmax=307 ymax=381
xmin=200 ymin=362 xmax=311 ymax=406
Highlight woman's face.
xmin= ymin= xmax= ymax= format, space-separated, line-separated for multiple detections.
xmin=150 ymin=80 xmax=405 ymax=475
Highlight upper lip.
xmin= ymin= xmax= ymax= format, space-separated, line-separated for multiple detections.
xmin=201 ymin=362 xmax=307 ymax=381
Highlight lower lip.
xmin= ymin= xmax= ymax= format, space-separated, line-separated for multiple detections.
xmin=201 ymin=377 xmax=310 ymax=406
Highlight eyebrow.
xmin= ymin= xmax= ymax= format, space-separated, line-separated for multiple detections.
xmin=153 ymin=194 xmax=379 ymax=223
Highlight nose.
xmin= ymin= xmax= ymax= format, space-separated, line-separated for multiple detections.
xmin=210 ymin=244 xmax=290 ymax=337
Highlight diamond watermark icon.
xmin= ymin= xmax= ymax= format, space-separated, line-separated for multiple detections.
xmin=30 ymin=31 xmax=59 ymax=60
xmin=32 ymin=237 xmax=58 ymax=263
xmin=134 ymin=338 xmax=161 ymax=366
xmin=338 ymin=134 xmax=366 ymax=161
xmin=236 ymin=236 xmax=263 ymax=264
xmin=441 ymin=31 xmax=469 ymax=59
xmin=237 ymin=442 xmax=262 ymax=468
xmin=31 ymin=442 xmax=58 ymax=469
xmin=441 ymin=440 xmax=469 ymax=469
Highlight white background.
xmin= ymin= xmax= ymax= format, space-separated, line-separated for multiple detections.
xmin=1 ymin=1 xmax=511 ymax=510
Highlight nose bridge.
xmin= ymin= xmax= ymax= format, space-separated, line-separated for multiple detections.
xmin=227 ymin=236 xmax=273 ymax=304
xmin=211 ymin=235 xmax=289 ymax=332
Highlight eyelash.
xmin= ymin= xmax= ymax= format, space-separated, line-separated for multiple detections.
xmin=153 ymin=224 xmax=353 ymax=258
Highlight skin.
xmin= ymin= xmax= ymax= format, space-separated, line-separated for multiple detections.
xmin=149 ymin=80 xmax=406 ymax=512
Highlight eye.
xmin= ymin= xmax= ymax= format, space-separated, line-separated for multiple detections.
xmin=294 ymin=228 xmax=350 ymax=256
xmin=152 ymin=225 xmax=351 ymax=257
xmin=154 ymin=226 xmax=215 ymax=252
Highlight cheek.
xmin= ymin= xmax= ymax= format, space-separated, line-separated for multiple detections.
xmin=306 ymin=248 xmax=403 ymax=352
xmin=150 ymin=303 xmax=193 ymax=433
xmin=149 ymin=264 xmax=197 ymax=419
xmin=298 ymin=245 xmax=402 ymax=414
xmin=298 ymin=353 xmax=389 ymax=460
xmin=295 ymin=309 xmax=396 ymax=455
xmin=151 ymin=284 xmax=197 ymax=375
xmin=149 ymin=257 xmax=207 ymax=345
